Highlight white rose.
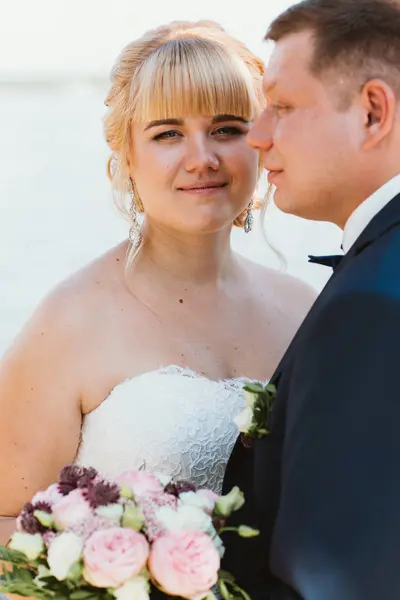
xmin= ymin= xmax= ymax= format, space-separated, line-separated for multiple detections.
xmin=95 ymin=503 xmax=124 ymax=523
xmin=154 ymin=472 xmax=171 ymax=487
xmin=157 ymin=505 xmax=212 ymax=534
xmin=244 ymin=389 xmax=258 ymax=409
xmin=234 ymin=406 xmax=253 ymax=433
xmin=47 ymin=532 xmax=83 ymax=581
xmin=179 ymin=491 xmax=214 ymax=513
xmin=113 ymin=576 xmax=150 ymax=600
xmin=9 ymin=532 xmax=44 ymax=561
xmin=34 ymin=564 xmax=52 ymax=588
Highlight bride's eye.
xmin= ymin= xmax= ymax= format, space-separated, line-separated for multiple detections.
xmin=213 ymin=126 xmax=245 ymax=137
xmin=153 ymin=130 xmax=182 ymax=141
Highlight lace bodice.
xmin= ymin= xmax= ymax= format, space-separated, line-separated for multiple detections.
xmin=76 ymin=366 xmax=254 ymax=494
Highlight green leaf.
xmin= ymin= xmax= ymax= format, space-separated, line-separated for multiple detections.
xmin=243 ymin=383 xmax=264 ymax=393
xmin=40 ymin=575 xmax=61 ymax=584
xmin=11 ymin=567 xmax=35 ymax=583
xmin=218 ymin=570 xmax=236 ymax=582
xmin=70 ymin=590 xmax=99 ymax=600
xmin=34 ymin=591 xmax=57 ymax=600
xmin=221 ymin=579 xmax=252 ymax=600
xmin=38 ymin=578 xmax=71 ymax=596
xmin=266 ymin=382 xmax=277 ymax=394
xmin=218 ymin=579 xmax=234 ymax=599
xmin=204 ymin=592 xmax=218 ymax=600
xmin=0 ymin=545 xmax=29 ymax=564
xmin=1 ymin=568 xmax=12 ymax=583
xmin=0 ymin=583 xmax=39 ymax=596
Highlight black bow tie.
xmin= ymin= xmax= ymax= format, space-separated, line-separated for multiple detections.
xmin=308 ymin=254 xmax=344 ymax=269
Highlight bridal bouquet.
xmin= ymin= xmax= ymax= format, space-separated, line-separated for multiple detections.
xmin=0 ymin=465 xmax=257 ymax=600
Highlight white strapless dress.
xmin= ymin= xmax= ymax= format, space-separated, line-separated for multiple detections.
xmin=76 ymin=365 xmax=254 ymax=494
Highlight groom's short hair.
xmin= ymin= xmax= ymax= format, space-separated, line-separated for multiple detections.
xmin=266 ymin=0 xmax=400 ymax=103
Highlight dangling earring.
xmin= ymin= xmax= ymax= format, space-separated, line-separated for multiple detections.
xmin=128 ymin=178 xmax=142 ymax=250
xmin=244 ymin=199 xmax=254 ymax=233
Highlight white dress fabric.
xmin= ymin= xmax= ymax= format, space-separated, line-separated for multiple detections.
xmin=76 ymin=365 xmax=254 ymax=493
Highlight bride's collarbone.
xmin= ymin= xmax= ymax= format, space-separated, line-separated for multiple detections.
xmin=80 ymin=332 xmax=253 ymax=415
xmin=79 ymin=291 xmax=271 ymax=412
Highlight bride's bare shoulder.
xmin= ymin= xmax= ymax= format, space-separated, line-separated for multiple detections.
xmin=239 ymin=255 xmax=318 ymax=320
xmin=10 ymin=242 xmax=129 ymax=348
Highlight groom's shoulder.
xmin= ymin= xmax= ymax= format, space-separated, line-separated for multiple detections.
xmin=345 ymin=224 xmax=400 ymax=292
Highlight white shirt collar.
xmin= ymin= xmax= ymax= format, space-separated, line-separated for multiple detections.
xmin=342 ymin=173 xmax=400 ymax=253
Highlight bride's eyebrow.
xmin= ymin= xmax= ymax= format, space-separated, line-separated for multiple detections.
xmin=212 ymin=115 xmax=249 ymax=124
xmin=144 ymin=115 xmax=249 ymax=131
xmin=144 ymin=119 xmax=183 ymax=131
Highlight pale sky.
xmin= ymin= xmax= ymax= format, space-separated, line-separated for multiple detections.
xmin=0 ymin=0 xmax=293 ymax=79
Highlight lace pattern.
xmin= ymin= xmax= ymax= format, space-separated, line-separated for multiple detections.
xmin=76 ymin=365 xmax=259 ymax=493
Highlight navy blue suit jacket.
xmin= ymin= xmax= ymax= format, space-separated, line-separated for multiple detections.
xmin=222 ymin=193 xmax=400 ymax=600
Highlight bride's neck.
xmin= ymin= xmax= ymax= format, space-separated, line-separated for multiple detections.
xmin=131 ymin=221 xmax=236 ymax=285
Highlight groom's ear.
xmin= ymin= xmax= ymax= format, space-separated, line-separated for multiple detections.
xmin=361 ymin=79 xmax=397 ymax=150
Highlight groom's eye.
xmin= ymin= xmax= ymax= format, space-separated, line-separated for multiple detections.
xmin=272 ymin=104 xmax=291 ymax=117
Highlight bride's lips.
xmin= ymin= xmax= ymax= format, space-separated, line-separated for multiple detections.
xmin=177 ymin=182 xmax=228 ymax=195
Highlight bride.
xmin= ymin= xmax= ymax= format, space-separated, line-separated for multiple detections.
xmin=0 ymin=20 xmax=316 ymax=543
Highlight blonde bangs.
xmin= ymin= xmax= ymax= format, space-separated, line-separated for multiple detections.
xmin=129 ymin=37 xmax=258 ymax=123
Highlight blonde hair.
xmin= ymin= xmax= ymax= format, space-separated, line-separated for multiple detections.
xmin=104 ymin=20 xmax=265 ymax=234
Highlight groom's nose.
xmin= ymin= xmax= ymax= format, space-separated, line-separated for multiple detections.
xmin=247 ymin=110 xmax=274 ymax=152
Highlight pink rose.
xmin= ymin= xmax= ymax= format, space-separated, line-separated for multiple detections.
xmin=149 ymin=531 xmax=220 ymax=600
xmin=32 ymin=483 xmax=63 ymax=507
xmin=83 ymin=527 xmax=149 ymax=588
xmin=52 ymin=489 xmax=93 ymax=530
xmin=116 ymin=471 xmax=164 ymax=498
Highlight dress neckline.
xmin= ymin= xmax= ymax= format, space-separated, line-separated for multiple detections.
xmin=83 ymin=365 xmax=256 ymax=418
xmin=109 ymin=364 xmax=254 ymax=396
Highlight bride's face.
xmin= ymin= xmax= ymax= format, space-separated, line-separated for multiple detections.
xmin=129 ymin=114 xmax=259 ymax=234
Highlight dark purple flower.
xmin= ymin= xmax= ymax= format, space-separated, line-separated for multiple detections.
xmin=212 ymin=516 xmax=226 ymax=531
xmin=84 ymin=480 xmax=120 ymax=508
xmin=58 ymin=465 xmax=83 ymax=495
xmin=77 ymin=467 xmax=97 ymax=489
xmin=59 ymin=465 xmax=99 ymax=495
xmin=164 ymin=480 xmax=198 ymax=497
xmin=19 ymin=503 xmax=47 ymax=535
xmin=33 ymin=501 xmax=52 ymax=513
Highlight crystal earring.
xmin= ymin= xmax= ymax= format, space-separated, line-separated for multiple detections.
xmin=244 ymin=199 xmax=254 ymax=233
xmin=128 ymin=178 xmax=142 ymax=250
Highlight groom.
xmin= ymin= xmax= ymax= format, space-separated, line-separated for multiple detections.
xmin=223 ymin=0 xmax=400 ymax=598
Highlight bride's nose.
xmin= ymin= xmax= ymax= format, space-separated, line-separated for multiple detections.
xmin=184 ymin=137 xmax=220 ymax=173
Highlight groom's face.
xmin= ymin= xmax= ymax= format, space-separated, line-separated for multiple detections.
xmin=248 ymin=31 xmax=363 ymax=224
